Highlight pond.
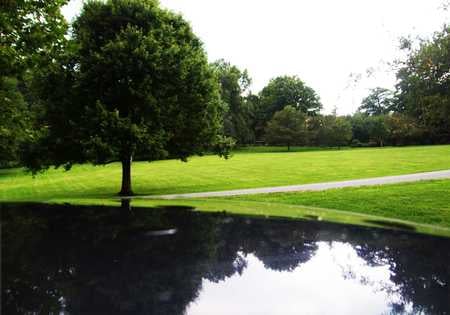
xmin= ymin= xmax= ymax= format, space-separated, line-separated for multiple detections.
xmin=1 ymin=203 xmax=449 ymax=315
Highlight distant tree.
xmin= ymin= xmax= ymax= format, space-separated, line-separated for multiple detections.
xmin=265 ymin=106 xmax=307 ymax=151
xmin=367 ymin=115 xmax=389 ymax=147
xmin=332 ymin=117 xmax=353 ymax=148
xmin=244 ymin=93 xmax=261 ymax=142
xmin=259 ymin=76 xmax=322 ymax=124
xmin=359 ymin=87 xmax=394 ymax=116
xmin=385 ymin=113 xmax=424 ymax=146
xmin=212 ymin=60 xmax=255 ymax=144
xmin=25 ymin=0 xmax=232 ymax=195
xmin=350 ymin=112 xmax=371 ymax=144
xmin=316 ymin=115 xmax=352 ymax=148
xmin=350 ymin=113 xmax=395 ymax=146
xmin=395 ymin=26 xmax=450 ymax=142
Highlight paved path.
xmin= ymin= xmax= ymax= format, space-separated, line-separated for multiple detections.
xmin=137 ymin=169 xmax=450 ymax=200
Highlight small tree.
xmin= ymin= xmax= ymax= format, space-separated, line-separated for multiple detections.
xmin=25 ymin=0 xmax=232 ymax=195
xmin=265 ymin=106 xmax=306 ymax=151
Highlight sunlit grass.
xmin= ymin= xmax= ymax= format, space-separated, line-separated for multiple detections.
xmin=227 ymin=179 xmax=450 ymax=228
xmin=1 ymin=145 xmax=449 ymax=202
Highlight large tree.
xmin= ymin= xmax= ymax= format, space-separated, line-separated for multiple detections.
xmin=259 ymin=76 xmax=322 ymax=124
xmin=26 ymin=0 xmax=231 ymax=195
xmin=396 ymin=26 xmax=450 ymax=143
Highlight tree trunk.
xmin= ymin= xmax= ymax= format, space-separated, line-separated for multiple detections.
xmin=119 ymin=155 xmax=133 ymax=196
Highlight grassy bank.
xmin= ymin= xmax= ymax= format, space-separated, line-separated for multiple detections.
xmin=226 ymin=179 xmax=450 ymax=228
xmin=21 ymin=196 xmax=450 ymax=238
xmin=1 ymin=145 xmax=449 ymax=202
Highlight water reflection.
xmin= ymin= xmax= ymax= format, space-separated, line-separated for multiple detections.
xmin=1 ymin=203 xmax=449 ymax=314
xmin=187 ymin=246 xmax=406 ymax=315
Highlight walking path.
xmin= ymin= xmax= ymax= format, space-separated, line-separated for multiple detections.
xmin=137 ymin=169 xmax=450 ymax=200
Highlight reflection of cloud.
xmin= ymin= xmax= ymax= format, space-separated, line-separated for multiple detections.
xmin=186 ymin=242 xmax=412 ymax=315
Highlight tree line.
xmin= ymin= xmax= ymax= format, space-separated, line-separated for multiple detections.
xmin=214 ymin=26 xmax=450 ymax=149
xmin=1 ymin=0 xmax=449 ymax=194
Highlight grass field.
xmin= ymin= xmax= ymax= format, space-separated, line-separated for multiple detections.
xmin=1 ymin=145 xmax=449 ymax=202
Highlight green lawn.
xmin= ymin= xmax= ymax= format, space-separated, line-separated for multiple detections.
xmin=227 ymin=179 xmax=450 ymax=228
xmin=1 ymin=145 xmax=450 ymax=202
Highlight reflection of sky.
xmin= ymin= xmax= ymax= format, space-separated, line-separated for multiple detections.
xmin=186 ymin=242 xmax=412 ymax=315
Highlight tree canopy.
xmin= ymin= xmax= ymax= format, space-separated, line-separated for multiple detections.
xmin=212 ymin=59 xmax=255 ymax=144
xmin=0 ymin=0 xmax=68 ymax=77
xmin=265 ymin=105 xmax=307 ymax=150
xmin=259 ymin=76 xmax=322 ymax=123
xmin=316 ymin=115 xmax=352 ymax=148
xmin=26 ymin=0 xmax=231 ymax=195
xmin=0 ymin=77 xmax=32 ymax=167
xmin=0 ymin=0 xmax=68 ymax=167
xmin=396 ymin=26 xmax=450 ymax=142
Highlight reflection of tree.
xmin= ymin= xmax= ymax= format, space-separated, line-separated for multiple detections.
xmin=235 ymin=218 xmax=319 ymax=272
xmin=313 ymin=224 xmax=450 ymax=314
xmin=2 ymin=204 xmax=222 ymax=315
xmin=2 ymin=204 xmax=450 ymax=314
xmin=358 ymin=235 xmax=450 ymax=314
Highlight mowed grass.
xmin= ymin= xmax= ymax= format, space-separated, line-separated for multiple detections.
xmin=1 ymin=145 xmax=450 ymax=202
xmin=228 ymin=179 xmax=450 ymax=228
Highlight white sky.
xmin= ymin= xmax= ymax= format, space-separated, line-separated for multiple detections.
xmin=62 ymin=0 xmax=449 ymax=114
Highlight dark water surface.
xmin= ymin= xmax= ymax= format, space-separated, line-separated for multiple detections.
xmin=1 ymin=203 xmax=449 ymax=315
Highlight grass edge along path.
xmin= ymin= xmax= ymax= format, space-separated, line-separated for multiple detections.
xmin=222 ymin=179 xmax=450 ymax=230
xmin=137 ymin=169 xmax=450 ymax=199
